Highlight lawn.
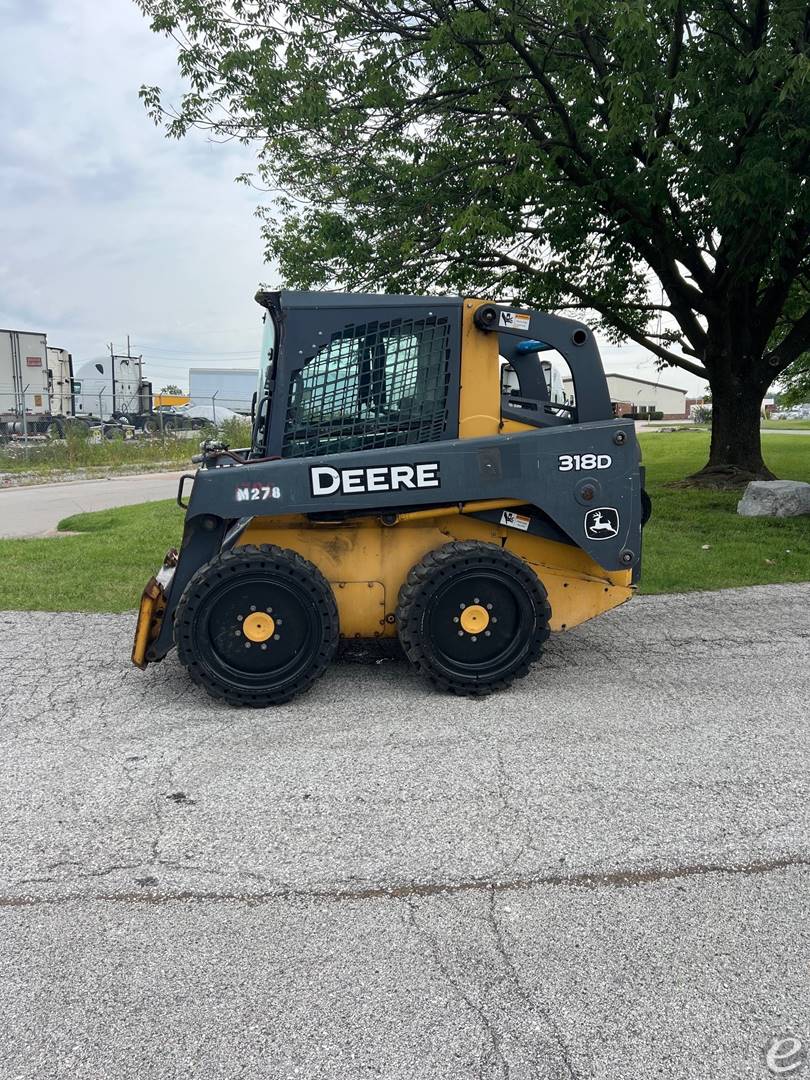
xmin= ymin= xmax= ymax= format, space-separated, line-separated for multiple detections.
xmin=0 ymin=431 xmax=807 ymax=612
xmin=761 ymin=418 xmax=810 ymax=430
xmin=637 ymin=430 xmax=810 ymax=593
xmin=0 ymin=501 xmax=184 ymax=612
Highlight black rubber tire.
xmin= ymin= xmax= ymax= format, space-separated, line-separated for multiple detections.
xmin=174 ymin=544 xmax=339 ymax=706
xmin=641 ymin=488 xmax=653 ymax=527
xmin=396 ymin=540 xmax=551 ymax=696
xmin=142 ymin=417 xmax=159 ymax=435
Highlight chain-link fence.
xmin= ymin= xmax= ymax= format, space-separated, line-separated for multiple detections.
xmin=0 ymin=385 xmax=253 ymax=468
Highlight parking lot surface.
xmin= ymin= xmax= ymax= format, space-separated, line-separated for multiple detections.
xmin=2 ymin=583 xmax=809 ymax=1079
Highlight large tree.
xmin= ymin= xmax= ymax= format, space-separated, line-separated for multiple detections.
xmin=138 ymin=0 xmax=810 ymax=484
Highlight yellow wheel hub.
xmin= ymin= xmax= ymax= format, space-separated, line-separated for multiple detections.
xmin=242 ymin=612 xmax=275 ymax=642
xmin=459 ymin=604 xmax=490 ymax=634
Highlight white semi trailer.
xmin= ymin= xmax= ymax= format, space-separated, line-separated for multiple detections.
xmin=1 ymin=329 xmax=151 ymax=437
xmin=0 ymin=328 xmax=68 ymax=436
xmin=46 ymin=346 xmax=75 ymax=417
xmin=188 ymin=367 xmax=257 ymax=414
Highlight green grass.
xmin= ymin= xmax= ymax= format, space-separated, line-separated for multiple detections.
xmin=0 ymin=501 xmax=184 ymax=612
xmin=0 ymin=431 xmax=197 ymax=475
xmin=761 ymin=418 xmax=810 ymax=430
xmin=637 ymin=431 xmax=810 ymax=593
xmin=0 ymin=430 xmax=808 ymax=612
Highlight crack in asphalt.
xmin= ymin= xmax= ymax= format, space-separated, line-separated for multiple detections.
xmin=485 ymin=891 xmax=577 ymax=1080
xmin=2 ymin=853 xmax=807 ymax=908
xmin=406 ymin=903 xmax=511 ymax=1080
xmin=397 ymin=888 xmax=584 ymax=1079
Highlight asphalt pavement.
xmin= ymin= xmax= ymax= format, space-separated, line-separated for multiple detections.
xmin=0 ymin=471 xmax=185 ymax=538
xmin=1 ymin=583 xmax=809 ymax=1079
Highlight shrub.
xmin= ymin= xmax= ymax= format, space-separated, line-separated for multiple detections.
xmin=218 ymin=415 xmax=253 ymax=448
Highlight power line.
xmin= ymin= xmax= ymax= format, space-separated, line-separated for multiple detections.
xmin=135 ymin=345 xmax=260 ymax=357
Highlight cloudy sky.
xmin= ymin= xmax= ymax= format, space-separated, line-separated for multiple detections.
xmin=0 ymin=0 xmax=708 ymax=396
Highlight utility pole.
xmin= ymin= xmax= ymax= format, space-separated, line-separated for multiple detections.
xmin=109 ymin=341 xmax=115 ymax=415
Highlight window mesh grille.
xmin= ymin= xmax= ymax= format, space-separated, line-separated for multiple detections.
xmin=281 ymin=316 xmax=451 ymax=458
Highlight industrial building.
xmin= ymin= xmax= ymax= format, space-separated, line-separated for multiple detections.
xmin=564 ymin=372 xmax=688 ymax=419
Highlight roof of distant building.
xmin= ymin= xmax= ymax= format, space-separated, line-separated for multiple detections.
xmin=563 ymin=372 xmax=687 ymax=394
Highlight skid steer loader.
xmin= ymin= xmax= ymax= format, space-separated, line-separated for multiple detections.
xmin=132 ymin=291 xmax=649 ymax=705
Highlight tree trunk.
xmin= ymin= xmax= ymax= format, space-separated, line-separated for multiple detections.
xmin=687 ymin=370 xmax=775 ymax=487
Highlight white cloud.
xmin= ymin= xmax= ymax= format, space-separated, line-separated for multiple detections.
xmin=0 ymin=0 xmax=269 ymax=388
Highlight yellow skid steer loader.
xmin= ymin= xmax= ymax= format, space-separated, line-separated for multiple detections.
xmin=133 ymin=292 xmax=649 ymax=704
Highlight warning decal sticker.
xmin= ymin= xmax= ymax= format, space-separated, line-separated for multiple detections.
xmin=500 ymin=510 xmax=531 ymax=532
xmin=498 ymin=310 xmax=531 ymax=331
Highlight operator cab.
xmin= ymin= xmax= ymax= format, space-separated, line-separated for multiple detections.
xmin=247 ymin=291 xmax=609 ymax=462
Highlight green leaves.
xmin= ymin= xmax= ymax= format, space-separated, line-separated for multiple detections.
xmin=780 ymin=356 xmax=810 ymax=406
xmin=135 ymin=0 xmax=810 ymax=385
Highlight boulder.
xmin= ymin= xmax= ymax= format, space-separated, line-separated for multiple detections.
xmin=737 ymin=480 xmax=810 ymax=517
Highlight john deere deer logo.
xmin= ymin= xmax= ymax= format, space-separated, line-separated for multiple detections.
xmin=585 ymin=507 xmax=619 ymax=540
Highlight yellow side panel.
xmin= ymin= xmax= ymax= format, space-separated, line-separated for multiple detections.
xmin=334 ymin=581 xmax=386 ymax=637
xmin=523 ymin=565 xmax=631 ymax=630
xmin=237 ymin=510 xmax=633 ymax=638
xmin=458 ymin=299 xmax=501 ymax=439
xmin=499 ymin=527 xmax=633 ymax=585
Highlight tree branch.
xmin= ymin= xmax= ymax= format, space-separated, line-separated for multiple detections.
xmin=485 ymin=251 xmax=708 ymax=378
xmin=767 ymin=306 xmax=810 ymax=372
